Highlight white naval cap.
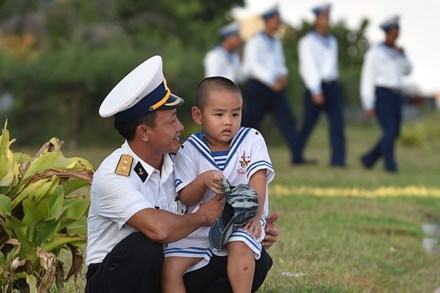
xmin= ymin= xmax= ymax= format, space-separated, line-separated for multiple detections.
xmin=380 ymin=15 xmax=400 ymax=31
xmin=219 ymin=22 xmax=240 ymax=38
xmin=312 ymin=3 xmax=331 ymax=16
xmin=261 ymin=5 xmax=279 ymax=20
xmin=99 ymin=55 xmax=183 ymax=122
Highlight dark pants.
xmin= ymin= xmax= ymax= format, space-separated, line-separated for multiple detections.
xmin=85 ymin=232 xmax=272 ymax=293
xmin=85 ymin=232 xmax=164 ymax=293
xmin=184 ymin=247 xmax=272 ymax=293
xmin=296 ymin=81 xmax=346 ymax=166
xmin=361 ymin=87 xmax=403 ymax=172
xmin=243 ymin=78 xmax=298 ymax=162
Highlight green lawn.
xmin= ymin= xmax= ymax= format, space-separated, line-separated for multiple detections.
xmin=65 ymin=112 xmax=440 ymax=292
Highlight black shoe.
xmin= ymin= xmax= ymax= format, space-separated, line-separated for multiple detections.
xmin=292 ymin=158 xmax=318 ymax=166
xmin=360 ymin=155 xmax=373 ymax=169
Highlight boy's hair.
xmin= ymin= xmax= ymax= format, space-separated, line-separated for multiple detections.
xmin=195 ymin=76 xmax=241 ymax=109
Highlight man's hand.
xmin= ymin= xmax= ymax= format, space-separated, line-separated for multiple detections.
xmin=365 ymin=109 xmax=375 ymax=119
xmin=202 ymin=170 xmax=225 ymax=194
xmin=396 ymin=47 xmax=405 ymax=55
xmin=311 ymin=93 xmax=324 ymax=106
xmin=262 ymin=213 xmax=279 ymax=249
xmin=196 ymin=194 xmax=224 ymax=226
xmin=272 ymin=75 xmax=288 ymax=92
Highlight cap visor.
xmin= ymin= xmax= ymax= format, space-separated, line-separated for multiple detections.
xmin=158 ymin=93 xmax=184 ymax=110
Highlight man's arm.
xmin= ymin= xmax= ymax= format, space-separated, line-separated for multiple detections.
xmin=128 ymin=194 xmax=224 ymax=243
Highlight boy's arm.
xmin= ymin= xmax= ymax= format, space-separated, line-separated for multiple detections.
xmin=179 ymin=170 xmax=224 ymax=206
xmin=249 ymin=169 xmax=267 ymax=219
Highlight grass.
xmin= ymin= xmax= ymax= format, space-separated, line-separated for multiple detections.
xmin=62 ymin=112 xmax=440 ymax=292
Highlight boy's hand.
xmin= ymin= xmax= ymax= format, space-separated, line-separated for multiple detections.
xmin=244 ymin=217 xmax=262 ymax=239
xmin=202 ymin=170 xmax=224 ymax=194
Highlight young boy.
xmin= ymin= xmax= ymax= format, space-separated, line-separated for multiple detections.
xmin=162 ymin=77 xmax=275 ymax=293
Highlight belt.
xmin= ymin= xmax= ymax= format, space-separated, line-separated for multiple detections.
xmin=322 ymin=79 xmax=338 ymax=84
xmin=376 ymin=86 xmax=401 ymax=94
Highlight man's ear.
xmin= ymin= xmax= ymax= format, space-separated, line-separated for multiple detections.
xmin=136 ymin=123 xmax=152 ymax=142
xmin=191 ymin=106 xmax=203 ymax=125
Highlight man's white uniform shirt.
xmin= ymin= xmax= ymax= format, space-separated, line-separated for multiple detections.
xmin=165 ymin=127 xmax=275 ymax=272
xmin=298 ymin=31 xmax=339 ymax=96
xmin=242 ymin=32 xmax=288 ymax=87
xmin=204 ymin=46 xmax=242 ymax=83
xmin=86 ymin=141 xmax=181 ymax=265
xmin=360 ymin=43 xmax=412 ymax=110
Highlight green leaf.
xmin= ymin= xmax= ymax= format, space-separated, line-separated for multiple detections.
xmin=13 ymin=152 xmax=32 ymax=164
xmin=0 ymin=193 xmax=12 ymax=216
xmin=42 ymin=235 xmax=85 ymax=252
xmin=64 ymin=178 xmax=90 ymax=195
xmin=35 ymin=220 xmax=62 ymax=246
xmin=26 ymin=274 xmax=38 ymax=293
xmin=45 ymin=185 xmax=65 ymax=221
xmin=23 ymin=151 xmax=93 ymax=180
xmin=62 ymin=198 xmax=89 ymax=219
xmin=0 ymin=251 xmax=5 ymax=266
xmin=65 ymin=218 xmax=87 ymax=236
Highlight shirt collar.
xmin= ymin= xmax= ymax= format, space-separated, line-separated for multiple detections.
xmin=121 ymin=141 xmax=174 ymax=182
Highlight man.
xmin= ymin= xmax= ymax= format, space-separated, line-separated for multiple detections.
xmin=360 ymin=16 xmax=412 ymax=172
xmin=242 ymin=6 xmax=299 ymax=164
xmin=296 ymin=3 xmax=346 ymax=167
xmin=204 ymin=22 xmax=242 ymax=83
xmin=85 ymin=55 xmax=276 ymax=292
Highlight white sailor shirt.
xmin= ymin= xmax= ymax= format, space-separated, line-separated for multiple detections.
xmin=165 ymin=127 xmax=275 ymax=272
xmin=242 ymin=32 xmax=288 ymax=87
xmin=360 ymin=43 xmax=412 ymax=110
xmin=298 ymin=31 xmax=339 ymax=95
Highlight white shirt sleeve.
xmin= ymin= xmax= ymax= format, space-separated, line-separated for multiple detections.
xmin=244 ymin=37 xmax=277 ymax=87
xmin=93 ymin=171 xmax=153 ymax=229
xmin=246 ymin=129 xmax=275 ymax=184
xmin=204 ymin=50 xmax=223 ymax=78
xmin=299 ymin=37 xmax=322 ymax=95
xmin=174 ymin=143 xmax=199 ymax=193
xmin=399 ymin=53 xmax=412 ymax=76
xmin=360 ymin=48 xmax=377 ymax=110
xmin=276 ymin=41 xmax=289 ymax=77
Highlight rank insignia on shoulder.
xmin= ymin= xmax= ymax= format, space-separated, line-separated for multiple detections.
xmin=134 ymin=162 xmax=148 ymax=182
xmin=115 ymin=154 xmax=133 ymax=177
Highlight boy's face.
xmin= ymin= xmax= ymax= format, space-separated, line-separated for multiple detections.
xmin=192 ymin=89 xmax=242 ymax=149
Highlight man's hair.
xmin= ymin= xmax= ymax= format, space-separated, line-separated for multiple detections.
xmin=195 ymin=76 xmax=241 ymax=109
xmin=114 ymin=111 xmax=157 ymax=141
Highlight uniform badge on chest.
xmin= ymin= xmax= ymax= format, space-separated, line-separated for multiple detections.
xmin=237 ymin=151 xmax=251 ymax=175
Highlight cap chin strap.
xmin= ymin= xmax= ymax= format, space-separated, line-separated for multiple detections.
xmin=149 ymin=88 xmax=171 ymax=111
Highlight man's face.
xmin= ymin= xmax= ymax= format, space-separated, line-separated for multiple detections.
xmin=226 ymin=34 xmax=241 ymax=50
xmin=266 ymin=14 xmax=281 ymax=33
xmin=386 ymin=28 xmax=400 ymax=43
xmin=192 ymin=90 xmax=242 ymax=149
xmin=316 ymin=11 xmax=330 ymax=32
xmin=147 ymin=109 xmax=184 ymax=154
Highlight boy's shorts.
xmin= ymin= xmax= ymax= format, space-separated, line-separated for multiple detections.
xmin=164 ymin=218 xmax=266 ymax=273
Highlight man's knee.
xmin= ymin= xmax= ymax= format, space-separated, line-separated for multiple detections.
xmin=127 ymin=232 xmax=164 ymax=264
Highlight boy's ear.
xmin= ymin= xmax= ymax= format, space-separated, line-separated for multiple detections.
xmin=191 ymin=106 xmax=203 ymax=125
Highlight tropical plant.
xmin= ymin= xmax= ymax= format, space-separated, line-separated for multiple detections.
xmin=0 ymin=120 xmax=93 ymax=292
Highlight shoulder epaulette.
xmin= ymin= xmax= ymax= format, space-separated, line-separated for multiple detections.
xmin=115 ymin=154 xmax=133 ymax=176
